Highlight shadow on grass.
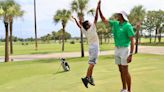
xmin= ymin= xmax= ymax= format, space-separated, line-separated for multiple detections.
xmin=66 ymin=57 xmax=87 ymax=62
xmin=31 ymin=52 xmax=52 ymax=55
xmin=52 ymin=70 xmax=70 ymax=80
xmin=141 ymin=42 xmax=164 ymax=46
xmin=99 ymin=55 xmax=114 ymax=60
xmin=32 ymin=58 xmax=59 ymax=63
xmin=53 ymin=71 xmax=69 ymax=75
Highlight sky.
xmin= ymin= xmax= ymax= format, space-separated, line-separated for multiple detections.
xmin=0 ymin=0 xmax=164 ymax=39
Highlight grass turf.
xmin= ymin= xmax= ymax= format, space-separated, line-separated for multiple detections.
xmin=0 ymin=54 xmax=164 ymax=92
xmin=0 ymin=43 xmax=114 ymax=56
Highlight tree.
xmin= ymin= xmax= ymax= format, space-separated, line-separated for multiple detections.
xmin=143 ymin=12 xmax=153 ymax=43
xmin=56 ymin=29 xmax=63 ymax=43
xmin=0 ymin=0 xmax=13 ymax=62
xmin=158 ymin=24 xmax=164 ymax=43
xmin=71 ymin=0 xmax=90 ymax=57
xmin=152 ymin=10 xmax=164 ymax=43
xmin=53 ymin=9 xmax=71 ymax=52
xmin=46 ymin=34 xmax=51 ymax=43
xmin=0 ymin=3 xmax=4 ymax=15
xmin=129 ymin=5 xmax=146 ymax=54
xmin=55 ymin=29 xmax=71 ymax=42
xmin=25 ymin=37 xmax=34 ymax=42
xmin=40 ymin=34 xmax=51 ymax=43
xmin=12 ymin=36 xmax=18 ymax=42
xmin=7 ymin=1 xmax=24 ymax=54
xmin=51 ymin=31 xmax=56 ymax=42
xmin=144 ymin=10 xmax=164 ymax=43
xmin=64 ymin=31 xmax=71 ymax=41
xmin=0 ymin=0 xmax=23 ymax=62
xmin=40 ymin=36 xmax=47 ymax=43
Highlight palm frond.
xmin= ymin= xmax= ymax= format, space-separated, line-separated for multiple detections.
xmin=78 ymin=0 xmax=89 ymax=11
xmin=129 ymin=5 xmax=146 ymax=25
xmin=53 ymin=9 xmax=71 ymax=25
xmin=0 ymin=6 xmax=4 ymax=15
xmin=87 ymin=8 xmax=95 ymax=16
xmin=0 ymin=0 xmax=24 ymax=20
xmin=71 ymin=0 xmax=78 ymax=12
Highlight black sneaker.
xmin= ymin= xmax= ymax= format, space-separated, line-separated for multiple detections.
xmin=81 ymin=78 xmax=89 ymax=88
xmin=87 ymin=77 xmax=95 ymax=86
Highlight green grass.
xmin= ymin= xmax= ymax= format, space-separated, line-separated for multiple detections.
xmin=0 ymin=54 xmax=164 ymax=92
xmin=139 ymin=38 xmax=164 ymax=46
xmin=0 ymin=42 xmax=114 ymax=56
xmin=140 ymin=42 xmax=164 ymax=46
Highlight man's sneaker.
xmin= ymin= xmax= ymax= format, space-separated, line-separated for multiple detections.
xmin=120 ymin=89 xmax=128 ymax=92
xmin=87 ymin=77 xmax=95 ymax=86
xmin=81 ymin=78 xmax=89 ymax=88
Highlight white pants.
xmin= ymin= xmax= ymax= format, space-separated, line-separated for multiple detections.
xmin=115 ymin=47 xmax=130 ymax=65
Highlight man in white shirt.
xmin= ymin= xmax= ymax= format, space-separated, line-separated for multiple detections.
xmin=72 ymin=1 xmax=100 ymax=88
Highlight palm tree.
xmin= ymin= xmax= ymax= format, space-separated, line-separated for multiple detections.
xmin=0 ymin=0 xmax=15 ymax=62
xmin=129 ymin=5 xmax=146 ymax=54
xmin=71 ymin=0 xmax=89 ymax=57
xmin=53 ymin=9 xmax=71 ymax=52
xmin=8 ymin=2 xmax=24 ymax=54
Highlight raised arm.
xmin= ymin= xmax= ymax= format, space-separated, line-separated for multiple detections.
xmin=94 ymin=1 xmax=100 ymax=24
xmin=98 ymin=0 xmax=109 ymax=25
xmin=72 ymin=16 xmax=82 ymax=28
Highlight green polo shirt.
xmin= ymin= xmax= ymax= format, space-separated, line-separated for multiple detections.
xmin=109 ymin=20 xmax=135 ymax=47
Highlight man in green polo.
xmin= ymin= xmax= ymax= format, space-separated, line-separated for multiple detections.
xmin=98 ymin=0 xmax=135 ymax=92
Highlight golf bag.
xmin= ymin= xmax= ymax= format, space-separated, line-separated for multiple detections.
xmin=60 ymin=58 xmax=70 ymax=71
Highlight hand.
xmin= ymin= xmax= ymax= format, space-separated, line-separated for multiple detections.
xmin=79 ymin=16 xmax=83 ymax=21
xmin=72 ymin=16 xmax=75 ymax=19
xmin=98 ymin=0 xmax=101 ymax=4
xmin=127 ymin=55 xmax=132 ymax=63
xmin=135 ymin=22 xmax=141 ymax=30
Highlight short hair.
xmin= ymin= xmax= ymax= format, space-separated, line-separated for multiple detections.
xmin=82 ymin=20 xmax=89 ymax=30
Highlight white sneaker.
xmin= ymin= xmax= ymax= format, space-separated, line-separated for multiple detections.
xmin=120 ymin=89 xmax=128 ymax=92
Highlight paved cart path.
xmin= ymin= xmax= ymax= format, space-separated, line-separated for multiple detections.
xmin=0 ymin=46 xmax=164 ymax=62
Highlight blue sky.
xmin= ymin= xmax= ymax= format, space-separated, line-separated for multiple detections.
xmin=0 ymin=0 xmax=164 ymax=39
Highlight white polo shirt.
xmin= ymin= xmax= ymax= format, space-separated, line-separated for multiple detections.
xmin=81 ymin=24 xmax=99 ymax=48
